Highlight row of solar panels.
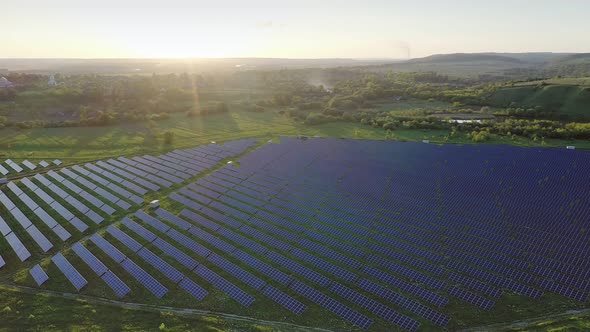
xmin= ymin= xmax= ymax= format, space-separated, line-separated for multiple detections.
xmin=0 ymin=159 xmax=62 ymax=176
xmin=32 ymin=208 xmax=309 ymax=321
xmin=225 ymin=139 xmax=590 ymax=319
xmin=168 ymin=177 xmax=440 ymax=330
xmin=205 ymin=165 xmax=540 ymax=308
xmin=0 ymin=139 xmax=257 ymax=270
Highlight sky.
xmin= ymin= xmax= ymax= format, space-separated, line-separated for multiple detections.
xmin=2 ymin=0 xmax=589 ymax=59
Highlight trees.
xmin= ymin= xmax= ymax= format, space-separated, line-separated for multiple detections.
xmin=163 ymin=131 xmax=175 ymax=145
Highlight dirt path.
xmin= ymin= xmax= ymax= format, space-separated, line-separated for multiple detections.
xmin=0 ymin=283 xmax=333 ymax=332
xmin=461 ymin=308 xmax=590 ymax=331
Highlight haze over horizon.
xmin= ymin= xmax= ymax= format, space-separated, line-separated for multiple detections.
xmin=2 ymin=0 xmax=590 ymax=59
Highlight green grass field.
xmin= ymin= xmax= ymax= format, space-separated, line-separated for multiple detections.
xmin=487 ymin=84 xmax=590 ymax=119
xmin=0 ymin=111 xmax=388 ymax=163
xmin=1 ymin=109 xmax=587 ymax=169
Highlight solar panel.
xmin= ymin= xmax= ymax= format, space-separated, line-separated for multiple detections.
xmin=361 ymin=266 xmax=448 ymax=307
xmin=107 ymin=226 xmax=143 ymax=253
xmin=154 ymin=209 xmax=191 ymax=231
xmin=21 ymin=177 xmax=38 ymax=191
xmin=180 ymin=209 xmax=219 ymax=231
xmin=39 ymin=160 xmax=49 ymax=168
xmin=0 ymin=164 xmax=8 ymax=175
xmin=7 ymin=181 xmax=24 ymax=197
xmin=152 ymin=237 xmax=199 ymax=270
xmin=329 ymin=281 xmax=420 ymax=332
xmin=52 ymin=224 xmax=72 ymax=241
xmin=27 ymin=225 xmax=53 ymax=252
xmin=137 ymin=247 xmax=184 ymax=283
xmin=266 ymin=251 xmax=331 ymax=287
xmin=121 ymin=218 xmax=157 ymax=242
xmin=194 ymin=265 xmax=255 ymax=307
xmin=448 ymin=286 xmax=495 ymax=310
xmin=290 ymin=248 xmax=358 ymax=283
xmin=30 ymin=264 xmax=49 ymax=286
xmin=90 ymin=233 xmax=126 ymax=263
xmin=30 ymin=187 xmax=53 ymax=206
xmin=6 ymin=232 xmax=31 ymax=261
xmin=120 ymin=259 xmax=168 ymax=298
xmin=178 ymin=277 xmax=209 ymax=301
xmin=290 ymin=281 xmax=373 ymax=330
xmin=262 ymin=285 xmax=306 ymax=315
xmin=72 ymin=242 xmax=108 ymax=276
xmin=207 ymin=253 xmax=266 ymax=290
xmin=169 ymin=193 xmax=203 ymax=211
xmin=216 ymin=227 xmax=268 ymax=255
xmin=49 ymin=201 xmax=74 ymax=221
xmin=162 ymin=228 xmax=212 ymax=258
xmin=187 ymin=226 xmax=236 ymax=254
xmin=0 ymin=192 xmax=17 ymax=211
xmin=135 ymin=210 xmax=170 ymax=233
xmin=232 ymin=250 xmax=292 ymax=286
xmin=358 ymin=278 xmax=449 ymax=327
xmin=101 ymin=270 xmax=131 ymax=298
xmin=52 ymin=253 xmax=88 ymax=291
xmin=69 ymin=217 xmax=89 ymax=233
xmin=0 ymin=216 xmax=11 ymax=236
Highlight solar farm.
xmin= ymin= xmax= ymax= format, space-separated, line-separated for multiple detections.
xmin=1 ymin=137 xmax=589 ymax=331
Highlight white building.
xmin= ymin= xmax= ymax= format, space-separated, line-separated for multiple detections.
xmin=48 ymin=74 xmax=57 ymax=86
xmin=0 ymin=77 xmax=13 ymax=88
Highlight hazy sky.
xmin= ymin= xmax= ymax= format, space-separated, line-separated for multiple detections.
xmin=2 ymin=0 xmax=589 ymax=59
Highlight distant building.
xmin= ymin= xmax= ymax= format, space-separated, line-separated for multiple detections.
xmin=48 ymin=74 xmax=58 ymax=86
xmin=0 ymin=77 xmax=13 ymax=88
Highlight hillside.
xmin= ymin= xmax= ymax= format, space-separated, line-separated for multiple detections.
xmin=486 ymin=84 xmax=590 ymax=119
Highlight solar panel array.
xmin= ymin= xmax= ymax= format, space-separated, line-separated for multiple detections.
xmin=29 ymin=264 xmax=49 ymax=286
xmin=123 ymin=137 xmax=590 ymax=330
xmin=51 ymin=253 xmax=87 ymax=291
xmin=0 ymin=139 xmax=255 ymax=272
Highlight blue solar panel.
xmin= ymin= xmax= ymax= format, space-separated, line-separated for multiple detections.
xmin=30 ymin=264 xmax=49 ymax=286
xmin=448 ymin=286 xmax=495 ymax=310
xmin=169 ymin=192 xmax=203 ymax=211
xmin=216 ymin=227 xmax=268 ymax=255
xmin=290 ymin=248 xmax=358 ymax=283
xmin=207 ymin=253 xmax=266 ymax=290
xmin=121 ymin=218 xmax=157 ymax=243
xmin=180 ymin=209 xmax=220 ymax=231
xmin=290 ymin=280 xmax=373 ymax=330
xmin=72 ymin=242 xmax=108 ymax=276
xmin=156 ymin=209 xmax=191 ymax=229
xmin=90 ymin=233 xmax=126 ymax=263
xmin=267 ymin=251 xmax=331 ymax=287
xmin=329 ymin=281 xmax=420 ymax=332
xmin=136 ymin=210 xmax=171 ymax=233
xmin=178 ymin=277 xmax=209 ymax=301
xmin=6 ymin=232 xmax=31 ymax=262
xmin=166 ymin=228 xmax=212 ymax=258
xmin=137 ymin=247 xmax=184 ymax=283
xmin=194 ymin=265 xmax=255 ymax=307
xmin=358 ymin=278 xmax=449 ymax=327
xmin=239 ymin=224 xmax=292 ymax=253
xmin=101 ymin=270 xmax=131 ymax=298
xmin=262 ymin=285 xmax=306 ymax=315
xmin=233 ymin=250 xmax=292 ymax=286
xmin=188 ymin=226 xmax=236 ymax=254
xmin=152 ymin=237 xmax=199 ymax=270
xmin=107 ymin=225 xmax=143 ymax=252
xmin=121 ymin=259 xmax=168 ymax=298
xmin=52 ymin=253 xmax=88 ymax=291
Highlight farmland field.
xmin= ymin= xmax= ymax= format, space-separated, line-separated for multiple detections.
xmin=1 ymin=136 xmax=590 ymax=331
